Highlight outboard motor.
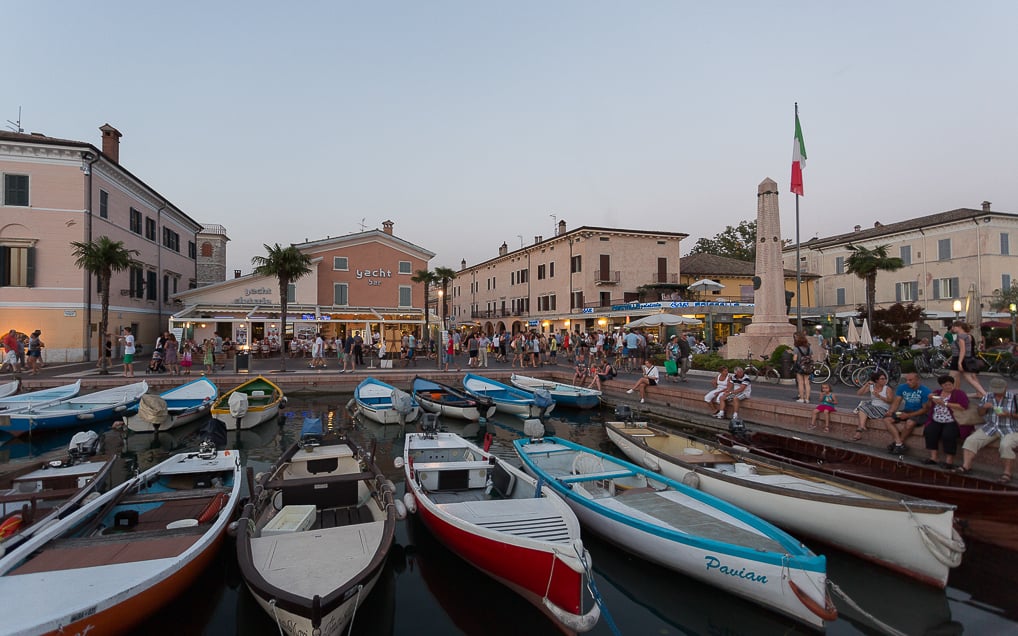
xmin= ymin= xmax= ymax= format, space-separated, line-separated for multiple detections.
xmin=420 ymin=413 xmax=440 ymax=437
xmin=67 ymin=430 xmax=101 ymax=461
xmin=391 ymin=388 xmax=415 ymax=427
xmin=300 ymin=416 xmax=323 ymax=448
xmin=729 ymin=416 xmax=749 ymax=442
xmin=199 ymin=418 xmax=229 ymax=450
xmin=136 ymin=394 xmax=169 ymax=429
xmin=532 ymin=388 xmax=554 ymax=418
xmin=614 ymin=404 xmax=633 ymax=423
xmin=522 ymin=418 xmax=546 ymax=441
xmin=228 ymin=391 xmax=250 ymax=419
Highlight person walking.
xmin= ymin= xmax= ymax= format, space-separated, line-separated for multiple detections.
xmin=478 ymin=332 xmax=490 ymax=368
xmin=947 ymin=321 xmax=987 ymax=398
xmin=164 ymin=333 xmax=180 ymax=375
xmin=27 ymin=330 xmax=44 ymax=375
xmin=792 ymin=331 xmax=814 ymax=403
xmin=118 ymin=327 xmax=136 ymax=377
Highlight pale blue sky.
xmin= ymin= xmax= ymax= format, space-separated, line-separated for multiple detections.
xmin=6 ymin=1 xmax=1016 ymax=275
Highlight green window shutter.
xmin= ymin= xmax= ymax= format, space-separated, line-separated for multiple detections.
xmin=26 ymin=246 xmax=35 ymax=287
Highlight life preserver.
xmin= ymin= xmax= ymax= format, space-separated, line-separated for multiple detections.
xmin=0 ymin=514 xmax=23 ymax=540
xmin=197 ymin=492 xmax=229 ymax=524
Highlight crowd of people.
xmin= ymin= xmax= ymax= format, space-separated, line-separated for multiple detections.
xmin=1 ymin=328 xmax=45 ymax=375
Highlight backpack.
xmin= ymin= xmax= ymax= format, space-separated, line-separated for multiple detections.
xmin=796 ymin=346 xmax=815 ymax=374
xmin=606 ymin=364 xmax=617 ymax=379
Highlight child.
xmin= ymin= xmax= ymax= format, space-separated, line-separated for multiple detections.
xmin=180 ymin=343 xmax=193 ymax=376
xmin=202 ymin=339 xmax=214 ymax=375
xmin=809 ymin=384 xmax=838 ymax=432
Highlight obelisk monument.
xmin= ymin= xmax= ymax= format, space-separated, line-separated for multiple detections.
xmin=724 ymin=178 xmax=796 ymax=359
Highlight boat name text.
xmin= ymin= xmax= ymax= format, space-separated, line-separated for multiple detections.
xmin=704 ymin=556 xmax=768 ymax=584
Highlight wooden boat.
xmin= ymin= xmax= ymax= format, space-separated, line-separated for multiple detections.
xmin=0 ymin=380 xmax=18 ymax=399
xmin=125 ymin=377 xmax=219 ymax=432
xmin=210 ymin=376 xmax=284 ymax=430
xmin=399 ymin=424 xmax=600 ymax=632
xmin=1 ymin=381 xmax=147 ymax=435
xmin=514 ymin=432 xmax=837 ymax=630
xmin=510 ymin=374 xmax=601 ymax=409
xmin=236 ymin=418 xmax=399 ymax=636
xmin=412 ymin=376 xmax=495 ymax=422
xmin=462 ymin=373 xmax=555 ymax=418
xmin=606 ymin=421 xmax=963 ymax=588
xmin=0 ymin=443 xmax=242 ymax=635
xmin=353 ymin=377 xmax=420 ymax=425
xmin=0 ymin=380 xmax=82 ymax=414
xmin=0 ymin=431 xmax=118 ymax=552
xmin=717 ymin=429 xmax=1018 ymax=526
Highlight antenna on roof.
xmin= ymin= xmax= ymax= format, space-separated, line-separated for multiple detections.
xmin=5 ymin=106 xmax=23 ymax=133
xmin=550 ymin=213 xmax=557 ymax=234
xmin=358 ymin=218 xmax=367 ymax=232
xmin=517 ymin=234 xmax=524 ymax=249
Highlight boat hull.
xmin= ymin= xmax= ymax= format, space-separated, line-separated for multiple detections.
xmin=606 ymin=424 xmax=959 ymax=588
xmin=509 ymin=375 xmax=601 ymax=409
xmin=1 ymin=382 xmax=145 ymax=435
xmin=356 ymin=403 xmax=421 ymax=425
xmin=416 ymin=397 xmax=487 ymax=421
xmin=212 ymin=403 xmax=281 ymax=430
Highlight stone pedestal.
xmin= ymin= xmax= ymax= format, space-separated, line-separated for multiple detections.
xmin=724 ymin=178 xmax=795 ymax=360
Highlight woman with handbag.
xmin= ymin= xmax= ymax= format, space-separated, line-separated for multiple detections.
xmin=923 ymin=375 xmax=969 ymax=468
xmin=948 ymin=321 xmax=987 ymax=398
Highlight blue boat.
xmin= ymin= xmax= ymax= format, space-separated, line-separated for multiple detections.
xmin=0 ymin=380 xmax=82 ymax=415
xmin=412 ymin=376 xmax=496 ymax=422
xmin=514 ymin=433 xmax=836 ymax=630
xmin=509 ymin=374 xmax=601 ymax=409
xmin=124 ymin=377 xmax=219 ymax=432
xmin=354 ymin=377 xmax=421 ymax=425
xmin=1 ymin=381 xmax=147 ymax=435
xmin=462 ymin=373 xmax=555 ymax=418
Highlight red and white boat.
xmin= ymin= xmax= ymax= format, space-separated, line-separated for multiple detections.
xmin=398 ymin=422 xmax=600 ymax=633
xmin=0 ymin=443 xmax=241 ymax=635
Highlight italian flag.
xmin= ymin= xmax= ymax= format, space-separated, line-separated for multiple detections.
xmin=790 ymin=112 xmax=806 ymax=196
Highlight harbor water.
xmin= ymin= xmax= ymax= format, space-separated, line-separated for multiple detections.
xmin=3 ymin=393 xmax=1016 ymax=635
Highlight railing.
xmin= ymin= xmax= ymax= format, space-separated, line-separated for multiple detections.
xmin=594 ymin=270 xmax=621 ymax=284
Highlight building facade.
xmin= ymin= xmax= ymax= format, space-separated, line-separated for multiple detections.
xmin=0 ymin=125 xmax=201 ymax=362
xmin=196 ymin=224 xmax=230 ymax=286
xmin=450 ymin=220 xmax=689 ymax=335
xmin=784 ymin=204 xmax=1018 ymax=326
xmin=170 ymin=221 xmax=435 ymax=353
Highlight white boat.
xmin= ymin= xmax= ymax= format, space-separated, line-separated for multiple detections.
xmin=412 ymin=376 xmax=495 ymax=422
xmin=125 ymin=377 xmax=219 ymax=432
xmin=462 ymin=373 xmax=554 ymax=418
xmin=0 ymin=380 xmax=82 ymax=414
xmin=353 ymin=377 xmax=420 ymax=425
xmin=0 ymin=380 xmax=18 ymax=399
xmin=606 ymin=421 xmax=963 ymax=588
xmin=514 ymin=431 xmax=837 ymax=630
xmin=1 ymin=382 xmax=146 ymax=435
xmin=0 ymin=443 xmax=242 ymax=635
xmin=399 ymin=423 xmax=600 ymax=632
xmin=237 ymin=420 xmax=398 ymax=636
xmin=510 ymin=374 xmax=601 ymax=409
xmin=210 ymin=376 xmax=284 ymax=430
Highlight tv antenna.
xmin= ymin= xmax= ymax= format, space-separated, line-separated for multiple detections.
xmin=550 ymin=213 xmax=557 ymax=234
xmin=517 ymin=234 xmax=524 ymax=249
xmin=5 ymin=106 xmax=23 ymax=133
xmin=358 ymin=218 xmax=367 ymax=231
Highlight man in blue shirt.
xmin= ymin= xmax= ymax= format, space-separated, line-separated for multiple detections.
xmin=883 ymin=372 xmax=932 ymax=454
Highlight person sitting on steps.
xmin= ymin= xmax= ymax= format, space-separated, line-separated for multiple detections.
xmin=626 ymin=359 xmax=659 ymax=404
xmin=716 ymin=366 xmax=751 ymax=420
xmin=954 ymin=377 xmax=1018 ymax=483
xmin=704 ymin=366 xmax=731 ymax=417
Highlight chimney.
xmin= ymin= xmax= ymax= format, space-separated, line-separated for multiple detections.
xmin=854 ymin=225 xmax=861 ymax=232
xmin=234 ymin=270 xmax=242 ymax=279
xmin=534 ymin=235 xmax=542 ymax=244
xmin=460 ymin=258 xmax=466 ymax=270
xmin=382 ymin=220 xmax=394 ymax=235
xmin=499 ymin=242 xmax=508 ymax=256
xmin=99 ymin=123 xmax=122 ymax=163
xmin=874 ymin=221 xmax=883 ymax=228
xmin=557 ymin=219 xmax=566 ymax=236
xmin=982 ymin=201 xmax=991 ymax=212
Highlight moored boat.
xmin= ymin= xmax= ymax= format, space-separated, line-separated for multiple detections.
xmin=412 ymin=376 xmax=495 ymax=422
xmin=0 ymin=380 xmax=82 ymax=415
xmin=0 ymin=441 xmax=242 ymax=635
xmin=236 ymin=418 xmax=399 ymax=636
xmin=462 ymin=373 xmax=555 ymax=418
xmin=399 ymin=422 xmax=600 ymax=632
xmin=0 ymin=381 xmax=146 ymax=435
xmin=0 ymin=380 xmax=18 ymax=399
xmin=125 ymin=377 xmax=219 ymax=432
xmin=510 ymin=374 xmax=601 ymax=409
xmin=210 ymin=376 xmax=284 ymax=430
xmin=606 ymin=421 xmax=963 ymax=588
xmin=353 ymin=377 xmax=420 ymax=425
xmin=514 ymin=430 xmax=836 ymax=630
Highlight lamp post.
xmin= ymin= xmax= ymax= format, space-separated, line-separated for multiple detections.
xmin=1010 ymin=302 xmax=1016 ymax=345
xmin=952 ymin=299 xmax=962 ymax=321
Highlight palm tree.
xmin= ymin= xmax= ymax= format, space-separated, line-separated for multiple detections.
xmin=252 ymin=244 xmax=313 ymax=372
xmin=433 ymin=266 xmax=457 ymax=327
xmin=845 ymin=244 xmax=905 ymax=329
xmin=411 ymin=269 xmax=439 ymax=344
xmin=71 ymin=237 xmax=140 ymax=375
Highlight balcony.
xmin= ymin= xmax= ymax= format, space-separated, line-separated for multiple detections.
xmin=470 ymin=309 xmax=520 ymax=319
xmin=594 ymin=270 xmax=621 ymax=285
xmin=653 ymin=273 xmax=679 ymax=284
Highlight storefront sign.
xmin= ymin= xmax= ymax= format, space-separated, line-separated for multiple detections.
xmin=356 ymin=268 xmax=392 ymax=287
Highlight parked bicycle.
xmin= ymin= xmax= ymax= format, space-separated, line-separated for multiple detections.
xmin=743 ymin=354 xmax=781 ymax=384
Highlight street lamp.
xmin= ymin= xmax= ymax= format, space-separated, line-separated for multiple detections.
xmin=952 ymin=299 xmax=962 ymax=321
xmin=1010 ymin=302 xmax=1016 ymax=344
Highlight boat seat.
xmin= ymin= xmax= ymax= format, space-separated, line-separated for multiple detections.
xmin=559 ymin=469 xmax=636 ymax=483
xmin=414 ymin=461 xmax=492 ymax=491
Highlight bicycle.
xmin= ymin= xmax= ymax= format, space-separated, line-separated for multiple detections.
xmin=977 ymin=349 xmax=1015 ymax=375
xmin=852 ymin=351 xmax=903 ymax=387
xmin=743 ymin=354 xmax=781 ymax=384
xmin=809 ymin=359 xmax=832 ymax=384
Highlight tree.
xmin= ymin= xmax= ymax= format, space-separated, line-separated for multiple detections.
xmin=411 ymin=269 xmax=439 ymax=344
xmin=989 ymin=282 xmax=1018 ymax=312
xmin=864 ymin=302 xmax=925 ymax=343
xmin=71 ymin=237 xmax=139 ymax=374
xmin=252 ymin=244 xmax=313 ymax=372
xmin=686 ymin=220 xmax=759 ymax=262
xmin=845 ymin=244 xmax=904 ymax=329
xmin=433 ymin=266 xmax=457 ymax=327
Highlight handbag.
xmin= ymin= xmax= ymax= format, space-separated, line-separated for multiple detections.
xmin=962 ymin=356 xmax=986 ymax=373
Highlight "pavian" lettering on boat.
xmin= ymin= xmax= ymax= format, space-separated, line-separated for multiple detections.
xmin=704 ymin=556 xmax=768 ymax=583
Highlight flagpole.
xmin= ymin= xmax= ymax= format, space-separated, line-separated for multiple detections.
xmin=794 ymin=102 xmax=803 ymax=333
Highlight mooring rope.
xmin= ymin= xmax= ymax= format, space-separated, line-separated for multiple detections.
xmin=828 ymin=579 xmax=908 ymax=636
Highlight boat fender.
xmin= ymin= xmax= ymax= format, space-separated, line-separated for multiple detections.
xmin=403 ymin=492 xmax=417 ymax=515
xmin=645 ymin=456 xmax=661 ymax=472
xmin=382 ymin=479 xmax=396 ymax=494
xmin=0 ymin=514 xmax=23 ymax=540
xmin=788 ymin=580 xmax=838 ymax=622
xmin=77 ymin=413 xmax=96 ymax=420
xmin=198 ymin=492 xmax=229 ymax=524
xmin=226 ymin=520 xmax=239 ymax=538
xmin=393 ymin=498 xmax=408 ymax=520
xmin=483 ymin=432 xmax=493 ymax=453
xmin=681 ymin=472 xmax=700 ymax=489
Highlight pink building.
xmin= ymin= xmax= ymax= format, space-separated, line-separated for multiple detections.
xmin=0 ymin=125 xmax=201 ymax=362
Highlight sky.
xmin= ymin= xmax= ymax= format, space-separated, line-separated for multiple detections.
xmin=5 ymin=1 xmax=1016 ymax=276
